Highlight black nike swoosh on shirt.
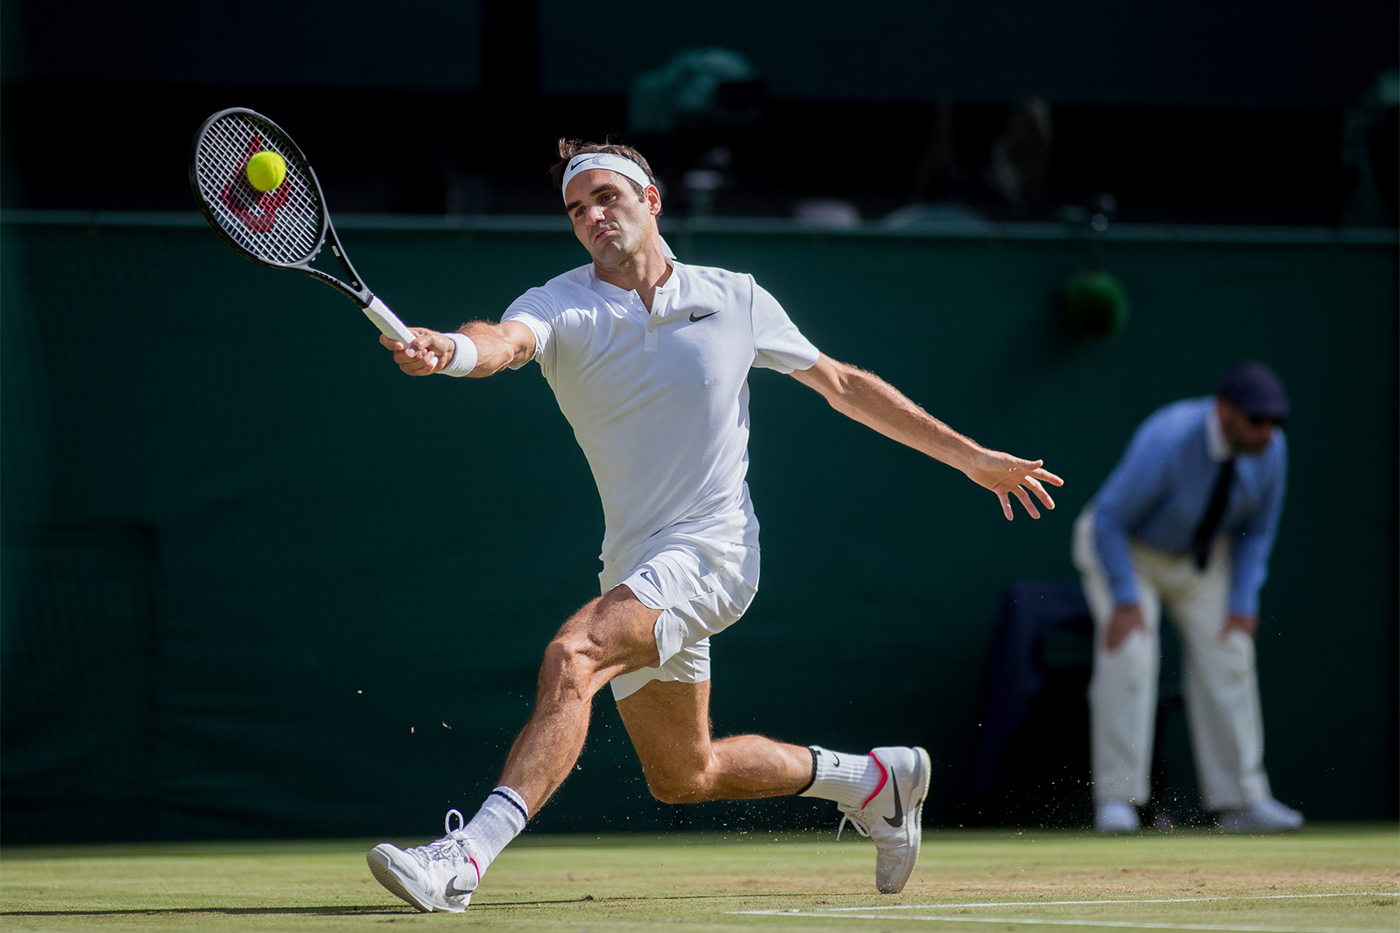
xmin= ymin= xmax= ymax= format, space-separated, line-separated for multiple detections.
xmin=689 ymin=311 xmax=719 ymax=322
xmin=884 ymin=771 xmax=904 ymax=828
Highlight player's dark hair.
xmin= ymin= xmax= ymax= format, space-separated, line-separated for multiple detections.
xmin=550 ymin=139 xmax=656 ymax=201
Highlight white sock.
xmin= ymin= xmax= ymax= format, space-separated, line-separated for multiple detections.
xmin=461 ymin=786 xmax=528 ymax=877
xmin=798 ymin=746 xmax=883 ymax=810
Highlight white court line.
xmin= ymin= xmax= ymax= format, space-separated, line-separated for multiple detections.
xmin=734 ymin=891 xmax=1400 ymax=933
xmin=801 ymin=893 xmax=1400 ymax=911
xmin=738 ymin=914 xmax=1394 ymax=933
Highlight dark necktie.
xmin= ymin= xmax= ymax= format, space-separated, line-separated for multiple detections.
xmin=1191 ymin=458 xmax=1236 ymax=569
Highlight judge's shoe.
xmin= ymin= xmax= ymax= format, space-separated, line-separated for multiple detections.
xmin=1095 ymin=800 xmax=1141 ymax=834
xmin=836 ymin=746 xmax=932 ymax=894
xmin=1216 ymin=797 xmax=1304 ymax=833
xmin=367 ymin=810 xmax=481 ymax=912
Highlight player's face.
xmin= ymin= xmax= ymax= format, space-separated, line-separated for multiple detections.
xmin=1218 ymin=399 xmax=1279 ymax=455
xmin=564 ymin=169 xmax=660 ymax=264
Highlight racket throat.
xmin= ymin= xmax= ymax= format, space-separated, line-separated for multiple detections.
xmin=329 ymin=244 xmax=363 ymax=290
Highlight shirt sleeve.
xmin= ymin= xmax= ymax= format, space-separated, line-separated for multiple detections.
xmin=1228 ymin=434 xmax=1287 ymax=616
xmin=750 ymin=278 xmax=820 ymax=373
xmin=1093 ymin=416 xmax=1174 ymax=607
xmin=499 ymin=287 xmax=555 ymax=372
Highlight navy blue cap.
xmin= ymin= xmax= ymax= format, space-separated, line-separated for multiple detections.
xmin=1218 ymin=362 xmax=1290 ymax=419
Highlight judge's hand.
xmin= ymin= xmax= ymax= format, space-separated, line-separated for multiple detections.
xmin=1105 ymin=604 xmax=1146 ymax=651
xmin=1221 ymin=612 xmax=1258 ymax=640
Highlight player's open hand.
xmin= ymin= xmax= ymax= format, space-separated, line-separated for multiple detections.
xmin=965 ymin=451 xmax=1064 ymax=520
xmin=380 ymin=328 xmax=450 ymax=376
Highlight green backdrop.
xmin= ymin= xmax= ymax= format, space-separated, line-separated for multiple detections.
xmin=2 ymin=214 xmax=1395 ymax=842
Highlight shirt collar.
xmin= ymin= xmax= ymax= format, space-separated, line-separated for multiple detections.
xmin=588 ymin=259 xmax=680 ymax=297
xmin=655 ymin=259 xmax=680 ymax=292
xmin=1205 ymin=401 xmax=1233 ymax=461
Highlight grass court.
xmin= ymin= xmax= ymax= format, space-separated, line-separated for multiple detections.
xmin=2 ymin=823 xmax=1396 ymax=932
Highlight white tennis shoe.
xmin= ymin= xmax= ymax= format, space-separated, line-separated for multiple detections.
xmin=1216 ymin=797 xmax=1304 ymax=833
xmin=1095 ymin=800 xmax=1141 ymax=834
xmin=836 ymin=746 xmax=932 ymax=894
xmin=367 ymin=810 xmax=481 ymax=912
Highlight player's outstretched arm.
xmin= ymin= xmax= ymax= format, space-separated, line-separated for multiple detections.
xmin=379 ymin=320 xmax=536 ymax=378
xmin=790 ymin=354 xmax=1063 ymax=520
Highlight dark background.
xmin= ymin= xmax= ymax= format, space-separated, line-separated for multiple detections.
xmin=2 ymin=0 xmax=1397 ymax=226
xmin=1 ymin=1 xmax=1396 ymax=843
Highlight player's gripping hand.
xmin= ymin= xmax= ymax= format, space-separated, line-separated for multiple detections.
xmin=964 ymin=451 xmax=1064 ymax=521
xmin=379 ymin=328 xmax=453 ymax=376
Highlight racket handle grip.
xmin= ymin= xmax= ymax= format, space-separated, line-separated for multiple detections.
xmin=363 ymin=295 xmax=417 ymax=346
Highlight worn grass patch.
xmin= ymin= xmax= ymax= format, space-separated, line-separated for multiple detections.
xmin=2 ymin=823 xmax=1396 ymax=932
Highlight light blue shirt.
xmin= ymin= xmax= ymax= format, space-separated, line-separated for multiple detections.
xmin=1091 ymin=396 xmax=1287 ymax=616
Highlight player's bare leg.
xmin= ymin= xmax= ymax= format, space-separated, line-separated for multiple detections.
xmin=498 ymin=586 xmax=663 ymax=810
xmin=617 ymin=679 xmax=813 ymax=802
xmin=618 ymin=677 xmax=930 ymax=894
xmin=368 ymin=586 xmax=662 ymax=912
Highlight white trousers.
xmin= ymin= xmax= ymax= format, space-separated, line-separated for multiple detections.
xmin=1072 ymin=509 xmax=1272 ymax=812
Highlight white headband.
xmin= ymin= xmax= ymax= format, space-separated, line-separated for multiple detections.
xmin=561 ymin=152 xmax=654 ymax=201
xmin=560 ymin=151 xmax=676 ymax=260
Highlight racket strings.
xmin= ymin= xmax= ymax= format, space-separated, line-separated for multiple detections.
xmin=194 ymin=115 xmax=324 ymax=265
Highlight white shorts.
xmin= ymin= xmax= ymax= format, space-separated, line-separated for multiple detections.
xmin=605 ymin=539 xmax=760 ymax=701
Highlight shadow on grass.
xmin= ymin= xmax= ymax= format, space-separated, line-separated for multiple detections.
xmin=478 ymin=892 xmax=826 ymax=908
xmin=0 ymin=907 xmax=405 ymax=917
xmin=2 ymin=892 xmax=821 ymax=918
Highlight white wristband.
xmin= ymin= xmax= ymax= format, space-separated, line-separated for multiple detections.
xmin=439 ymin=332 xmax=478 ymax=377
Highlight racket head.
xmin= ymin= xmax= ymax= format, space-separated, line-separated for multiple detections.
xmin=189 ymin=108 xmax=329 ymax=269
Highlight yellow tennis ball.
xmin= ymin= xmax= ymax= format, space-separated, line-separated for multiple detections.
xmin=246 ymin=151 xmax=287 ymax=193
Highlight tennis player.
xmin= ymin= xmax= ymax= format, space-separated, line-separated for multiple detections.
xmin=366 ymin=141 xmax=1063 ymax=912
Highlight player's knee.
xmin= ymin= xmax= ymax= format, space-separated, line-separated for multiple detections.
xmin=644 ymin=769 xmax=711 ymax=805
xmin=538 ymin=636 xmax=599 ymax=698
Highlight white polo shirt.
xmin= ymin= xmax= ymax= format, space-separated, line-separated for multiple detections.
xmin=502 ymin=260 xmax=820 ymax=578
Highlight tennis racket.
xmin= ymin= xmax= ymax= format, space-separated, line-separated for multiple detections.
xmin=188 ymin=107 xmax=417 ymax=346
